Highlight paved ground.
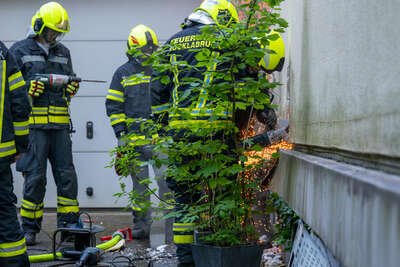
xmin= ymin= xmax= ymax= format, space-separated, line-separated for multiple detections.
xmin=27 ymin=210 xmax=177 ymax=267
xmin=26 ymin=210 xmax=283 ymax=266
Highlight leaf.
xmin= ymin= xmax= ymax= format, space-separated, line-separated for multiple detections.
xmin=160 ymin=75 xmax=170 ymax=84
xmin=217 ymin=177 xmax=233 ymax=186
xmin=209 ymin=179 xmax=217 ymax=189
xmin=271 ymin=152 xmax=280 ymax=159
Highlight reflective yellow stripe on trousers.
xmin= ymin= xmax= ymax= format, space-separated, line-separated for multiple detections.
xmin=173 ymin=223 xmax=195 ymax=244
xmin=57 ymin=196 xmax=79 ymax=214
xmin=0 ymin=238 xmax=27 ymax=258
xmin=20 ymin=199 xmax=44 ymax=219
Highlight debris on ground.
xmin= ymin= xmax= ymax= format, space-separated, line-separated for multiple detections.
xmin=262 ymin=245 xmax=286 ymax=267
xmin=102 ymin=243 xmax=178 ymax=267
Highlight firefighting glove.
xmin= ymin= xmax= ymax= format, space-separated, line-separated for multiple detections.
xmin=256 ymin=108 xmax=277 ymax=131
xmin=66 ymin=81 xmax=80 ymax=96
xmin=28 ymin=80 xmax=45 ymax=97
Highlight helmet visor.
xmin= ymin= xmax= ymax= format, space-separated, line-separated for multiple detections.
xmin=42 ymin=27 xmax=65 ymax=45
xmin=141 ymin=44 xmax=158 ymax=56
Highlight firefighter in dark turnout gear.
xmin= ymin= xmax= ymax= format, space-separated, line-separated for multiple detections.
xmin=150 ymin=1 xmax=239 ymax=265
xmin=9 ymin=2 xmax=80 ymax=246
xmin=106 ymin=24 xmax=159 ymax=239
xmin=0 ymin=41 xmax=31 ymax=266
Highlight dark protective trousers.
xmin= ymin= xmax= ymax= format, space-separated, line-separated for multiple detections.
xmin=167 ymin=176 xmax=200 ymax=264
xmin=0 ymin=164 xmax=30 ymax=266
xmin=131 ymin=145 xmax=152 ymax=231
xmin=19 ymin=129 xmax=79 ymax=233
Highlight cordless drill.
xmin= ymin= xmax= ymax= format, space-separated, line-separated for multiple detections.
xmin=32 ymin=74 xmax=82 ymax=90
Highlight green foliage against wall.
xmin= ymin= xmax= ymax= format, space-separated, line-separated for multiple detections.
xmin=111 ymin=0 xmax=288 ymax=247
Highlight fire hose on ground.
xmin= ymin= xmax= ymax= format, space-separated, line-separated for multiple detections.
xmin=28 ymin=230 xmax=124 ymax=263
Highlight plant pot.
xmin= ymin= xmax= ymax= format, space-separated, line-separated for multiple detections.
xmin=194 ymin=230 xmax=213 ymax=244
xmin=192 ymin=243 xmax=263 ymax=267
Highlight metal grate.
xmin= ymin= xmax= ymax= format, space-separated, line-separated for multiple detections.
xmin=289 ymin=221 xmax=340 ymax=267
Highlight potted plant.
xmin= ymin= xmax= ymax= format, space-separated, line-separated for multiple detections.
xmin=112 ymin=0 xmax=288 ymax=266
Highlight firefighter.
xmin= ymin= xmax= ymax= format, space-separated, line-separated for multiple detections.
xmin=105 ymin=24 xmax=159 ymax=239
xmin=0 ymin=41 xmax=31 ymax=266
xmin=150 ymin=1 xmax=239 ymax=265
xmin=151 ymin=1 xmax=286 ymax=265
xmin=9 ymin=2 xmax=80 ymax=245
xmin=236 ymin=29 xmax=286 ymax=137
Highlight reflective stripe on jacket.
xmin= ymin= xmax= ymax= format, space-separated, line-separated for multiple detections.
xmin=105 ymin=57 xmax=152 ymax=137
xmin=0 ymin=41 xmax=30 ymax=161
xmin=9 ymin=37 xmax=75 ymax=130
xmin=150 ymin=24 xmax=232 ymax=127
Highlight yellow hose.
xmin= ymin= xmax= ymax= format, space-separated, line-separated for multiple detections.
xmin=96 ymin=231 xmax=124 ymax=250
xmin=29 ymin=252 xmax=62 ymax=263
xmin=28 ymin=231 xmax=124 ymax=263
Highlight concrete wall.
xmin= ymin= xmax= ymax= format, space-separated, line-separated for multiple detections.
xmin=272 ymin=1 xmax=400 ymax=266
xmin=272 ymin=150 xmax=400 ymax=267
xmin=285 ymin=0 xmax=400 ymax=157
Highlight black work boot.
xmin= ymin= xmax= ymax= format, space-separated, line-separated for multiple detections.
xmin=25 ymin=232 xmax=36 ymax=246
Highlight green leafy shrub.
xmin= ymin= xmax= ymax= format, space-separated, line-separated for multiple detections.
xmin=112 ymin=0 xmax=288 ymax=247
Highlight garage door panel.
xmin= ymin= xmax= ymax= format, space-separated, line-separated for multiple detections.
xmin=3 ymin=0 xmax=199 ymax=208
xmin=66 ymin=41 xmax=125 ymax=97
xmin=0 ymin=0 xmax=199 ymax=42
xmin=69 ymin=96 xmax=116 ymax=152
xmin=13 ymin=153 xmax=132 ymax=208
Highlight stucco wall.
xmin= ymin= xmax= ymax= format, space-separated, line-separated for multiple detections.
xmin=272 ymin=150 xmax=400 ymax=267
xmin=286 ymin=0 xmax=400 ymax=157
xmin=272 ymin=1 xmax=400 ymax=266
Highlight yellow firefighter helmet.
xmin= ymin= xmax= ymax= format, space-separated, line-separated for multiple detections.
xmin=259 ymin=30 xmax=285 ymax=73
xmin=195 ymin=0 xmax=239 ymax=27
xmin=31 ymin=2 xmax=70 ymax=35
xmin=126 ymin=24 xmax=159 ymax=56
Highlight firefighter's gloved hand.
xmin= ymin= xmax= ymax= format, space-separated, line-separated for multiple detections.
xmin=28 ymin=80 xmax=45 ymax=97
xmin=256 ymin=108 xmax=277 ymax=131
xmin=66 ymin=81 xmax=80 ymax=96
